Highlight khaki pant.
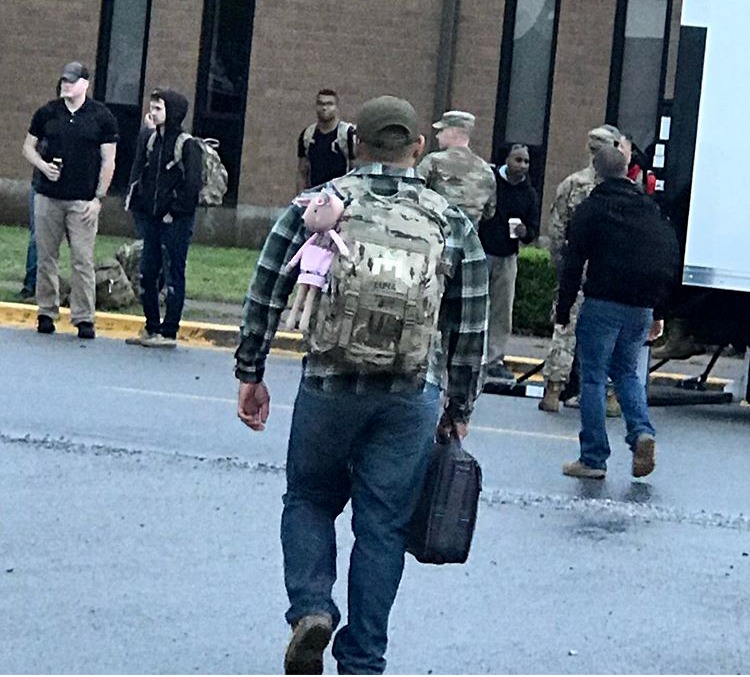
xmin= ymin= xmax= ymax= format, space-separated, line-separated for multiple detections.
xmin=35 ymin=194 xmax=99 ymax=325
xmin=486 ymin=254 xmax=518 ymax=365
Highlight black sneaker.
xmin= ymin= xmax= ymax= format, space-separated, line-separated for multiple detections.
xmin=487 ymin=363 xmax=516 ymax=383
xmin=77 ymin=322 xmax=96 ymax=340
xmin=20 ymin=286 xmax=35 ymax=300
xmin=37 ymin=315 xmax=55 ymax=334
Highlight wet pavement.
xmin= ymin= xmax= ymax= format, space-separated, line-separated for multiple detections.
xmin=1 ymin=326 xmax=749 ymax=674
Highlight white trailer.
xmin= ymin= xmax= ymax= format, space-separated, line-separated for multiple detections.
xmin=658 ymin=0 xmax=750 ymax=403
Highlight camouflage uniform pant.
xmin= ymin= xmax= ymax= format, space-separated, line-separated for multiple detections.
xmin=542 ymin=289 xmax=583 ymax=383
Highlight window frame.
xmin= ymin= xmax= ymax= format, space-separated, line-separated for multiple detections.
xmin=491 ymin=0 xmax=561 ymax=200
xmin=606 ymin=0 xmax=674 ymax=140
xmin=94 ymin=0 xmax=153 ymax=107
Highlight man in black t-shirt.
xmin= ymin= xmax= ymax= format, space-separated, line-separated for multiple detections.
xmin=22 ymin=61 xmax=118 ymax=339
xmin=296 ymin=89 xmax=355 ymax=192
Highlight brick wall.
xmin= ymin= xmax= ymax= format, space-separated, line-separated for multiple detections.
xmin=541 ymin=0 xmax=617 ymax=227
xmin=2 ymin=0 xmax=101 ymax=180
xmin=0 ymin=0 xmax=686 ymax=238
xmin=143 ymin=0 xmax=204 ymax=129
xmin=450 ymin=0 xmax=505 ymax=161
xmin=239 ymin=0 xmax=443 ymax=207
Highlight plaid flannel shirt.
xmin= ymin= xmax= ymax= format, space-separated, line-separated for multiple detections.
xmin=234 ymin=163 xmax=489 ymax=422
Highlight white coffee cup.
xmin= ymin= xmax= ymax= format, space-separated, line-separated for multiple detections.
xmin=509 ymin=217 xmax=522 ymax=239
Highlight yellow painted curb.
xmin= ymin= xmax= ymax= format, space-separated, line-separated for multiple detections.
xmin=0 ymin=301 xmax=733 ymax=391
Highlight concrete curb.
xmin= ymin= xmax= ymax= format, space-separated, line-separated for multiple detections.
xmin=0 ymin=301 xmax=730 ymax=391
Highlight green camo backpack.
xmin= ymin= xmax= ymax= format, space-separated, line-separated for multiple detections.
xmin=95 ymin=259 xmax=136 ymax=310
xmin=147 ymin=131 xmax=229 ymax=207
xmin=306 ymin=176 xmax=450 ymax=374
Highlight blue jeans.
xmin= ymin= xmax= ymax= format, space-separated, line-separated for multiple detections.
xmin=23 ymin=187 xmax=37 ymax=293
xmin=133 ymin=212 xmax=194 ymax=339
xmin=576 ymin=298 xmax=655 ymax=470
xmin=282 ymin=379 xmax=441 ymax=674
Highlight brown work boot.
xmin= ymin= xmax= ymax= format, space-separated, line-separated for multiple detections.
xmin=538 ymin=381 xmax=563 ymax=412
xmin=632 ymin=434 xmax=656 ymax=478
xmin=284 ymin=613 xmax=333 ymax=675
xmin=606 ymin=389 xmax=622 ymax=418
xmin=562 ymin=459 xmax=606 ymax=479
xmin=651 ymin=319 xmax=706 ymax=360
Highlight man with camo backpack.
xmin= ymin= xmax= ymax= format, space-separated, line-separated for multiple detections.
xmin=235 ymin=96 xmax=489 ymax=675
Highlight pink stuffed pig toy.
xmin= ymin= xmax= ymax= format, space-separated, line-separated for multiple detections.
xmin=285 ymin=189 xmax=349 ymax=331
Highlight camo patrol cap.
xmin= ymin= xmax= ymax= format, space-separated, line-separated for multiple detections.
xmin=588 ymin=125 xmax=620 ymax=153
xmin=432 ymin=110 xmax=476 ymax=130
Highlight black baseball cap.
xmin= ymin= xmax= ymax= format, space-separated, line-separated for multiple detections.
xmin=355 ymin=96 xmax=418 ymax=147
xmin=61 ymin=62 xmax=90 ymax=83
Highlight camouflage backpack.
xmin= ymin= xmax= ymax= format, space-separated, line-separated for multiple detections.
xmin=95 ymin=259 xmax=136 ymax=310
xmin=306 ymin=176 xmax=450 ymax=374
xmin=147 ymin=131 xmax=229 ymax=206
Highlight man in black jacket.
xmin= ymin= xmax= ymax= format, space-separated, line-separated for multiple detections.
xmin=556 ymin=146 xmax=680 ymax=480
xmin=478 ymin=144 xmax=539 ymax=381
xmin=126 ymin=88 xmax=202 ymax=348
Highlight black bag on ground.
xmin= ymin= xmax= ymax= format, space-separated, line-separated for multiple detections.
xmin=406 ymin=434 xmax=482 ymax=564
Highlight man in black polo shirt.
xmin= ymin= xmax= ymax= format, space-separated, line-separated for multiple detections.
xmin=296 ymin=89 xmax=355 ymax=192
xmin=22 ymin=61 xmax=118 ymax=339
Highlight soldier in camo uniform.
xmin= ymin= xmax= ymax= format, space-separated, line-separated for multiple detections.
xmin=539 ymin=125 xmax=621 ymax=412
xmin=416 ymin=110 xmax=496 ymax=227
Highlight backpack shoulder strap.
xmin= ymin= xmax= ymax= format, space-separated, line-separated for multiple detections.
xmin=145 ymin=130 xmax=158 ymax=155
xmin=337 ymin=121 xmax=355 ymax=162
xmin=302 ymin=124 xmax=317 ymax=156
xmin=172 ymin=132 xmax=193 ymax=166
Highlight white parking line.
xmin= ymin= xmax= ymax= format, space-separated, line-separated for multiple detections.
xmin=472 ymin=425 xmax=577 ymax=442
xmin=106 ymin=386 xmax=295 ymax=410
xmin=106 ymin=386 xmax=575 ymax=441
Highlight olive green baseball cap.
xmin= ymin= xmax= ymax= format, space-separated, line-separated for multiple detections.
xmin=355 ymin=95 xmax=419 ymax=147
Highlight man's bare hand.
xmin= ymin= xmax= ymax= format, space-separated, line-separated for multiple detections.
xmin=81 ymin=198 xmax=102 ymax=223
xmin=40 ymin=161 xmax=61 ymax=182
xmin=648 ymin=319 xmax=665 ymax=341
xmin=238 ymin=381 xmax=271 ymax=431
xmin=437 ymin=411 xmax=469 ymax=441
xmin=514 ymin=222 xmax=528 ymax=239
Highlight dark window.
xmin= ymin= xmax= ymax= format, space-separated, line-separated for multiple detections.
xmin=194 ymin=0 xmax=256 ymax=205
xmin=95 ymin=0 xmax=152 ymax=190
xmin=493 ymin=0 xmax=560 ymax=198
xmin=608 ymin=0 xmax=672 ymax=150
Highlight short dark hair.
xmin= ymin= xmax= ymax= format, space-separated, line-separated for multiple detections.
xmin=149 ymin=88 xmax=165 ymax=102
xmin=506 ymin=143 xmax=529 ymax=155
xmin=316 ymin=89 xmax=338 ymax=101
xmin=358 ymin=126 xmax=415 ymax=163
xmin=593 ymin=145 xmax=627 ymax=179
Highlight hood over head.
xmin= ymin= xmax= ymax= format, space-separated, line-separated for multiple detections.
xmin=152 ymin=88 xmax=189 ymax=131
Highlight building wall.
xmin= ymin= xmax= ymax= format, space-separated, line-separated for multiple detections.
xmin=0 ymin=0 xmax=686 ymax=240
xmin=542 ymin=0 xmax=617 ymax=220
xmin=450 ymin=0 xmax=506 ymax=162
xmin=2 ymin=0 xmax=101 ymax=181
xmin=144 ymin=0 xmax=204 ymax=130
xmin=239 ymin=0 xmax=444 ymax=208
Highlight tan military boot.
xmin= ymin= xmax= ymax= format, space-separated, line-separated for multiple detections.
xmin=538 ymin=381 xmax=563 ymax=412
xmin=606 ymin=388 xmax=622 ymax=417
xmin=651 ymin=318 xmax=706 ymax=360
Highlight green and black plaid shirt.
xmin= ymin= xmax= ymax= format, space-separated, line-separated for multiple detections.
xmin=234 ymin=163 xmax=488 ymax=422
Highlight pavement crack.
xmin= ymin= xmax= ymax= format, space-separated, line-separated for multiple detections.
xmin=482 ymin=487 xmax=750 ymax=531
xmin=0 ymin=431 xmax=286 ymax=476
